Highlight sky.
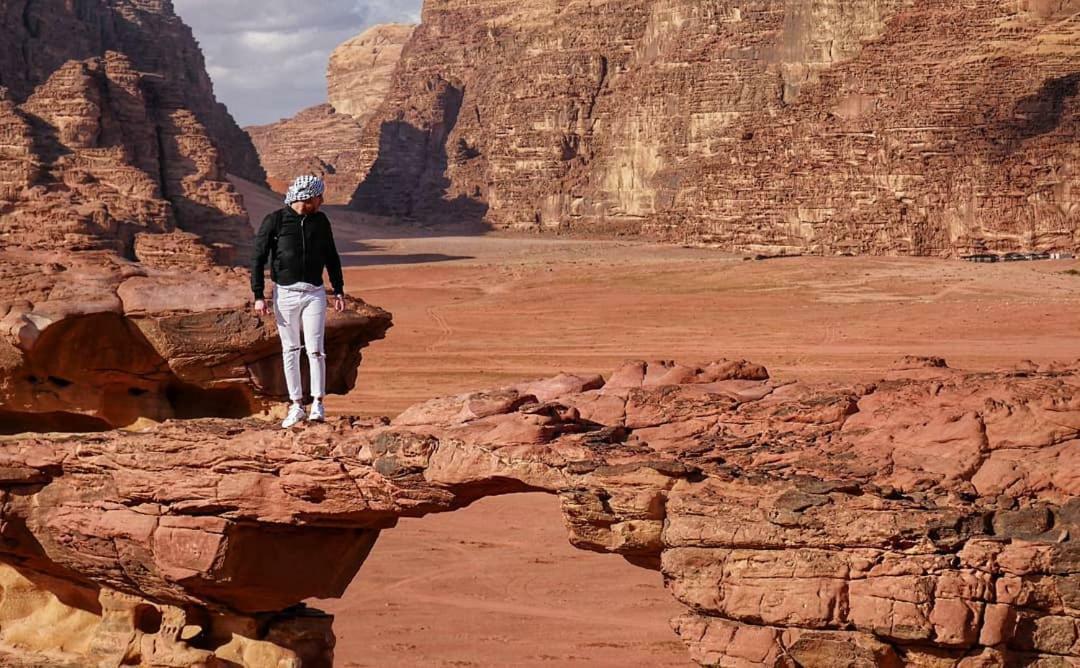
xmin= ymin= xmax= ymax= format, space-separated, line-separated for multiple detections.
xmin=173 ymin=0 xmax=422 ymax=127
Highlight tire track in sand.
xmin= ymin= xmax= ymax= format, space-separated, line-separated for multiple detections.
xmin=425 ymin=305 xmax=454 ymax=352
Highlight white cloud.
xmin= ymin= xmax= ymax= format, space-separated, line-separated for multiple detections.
xmin=173 ymin=0 xmax=422 ymax=126
xmin=237 ymin=30 xmax=303 ymax=53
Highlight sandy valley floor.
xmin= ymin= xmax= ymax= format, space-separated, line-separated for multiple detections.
xmin=236 ymin=180 xmax=1080 ymax=666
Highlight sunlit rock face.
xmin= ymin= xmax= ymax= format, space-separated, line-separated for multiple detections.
xmin=0 ymin=246 xmax=392 ymax=432
xmin=328 ymin=23 xmax=417 ymax=124
xmin=0 ymin=1 xmax=393 ymax=431
xmin=0 ymin=0 xmax=266 ymax=263
xmin=0 ymin=359 xmax=1076 ymax=666
xmin=246 ymin=23 xmax=415 ymax=202
xmin=351 ymin=0 xmax=1079 ymax=255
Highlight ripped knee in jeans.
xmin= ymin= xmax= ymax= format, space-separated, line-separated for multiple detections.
xmin=309 ymin=350 xmax=325 ymax=359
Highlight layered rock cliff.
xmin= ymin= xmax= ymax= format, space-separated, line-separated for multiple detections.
xmin=351 ymin=0 xmax=1079 ymax=255
xmin=0 ymin=245 xmax=392 ymax=433
xmin=328 ymin=23 xmax=416 ymax=123
xmin=0 ymin=1 xmax=391 ymax=431
xmin=247 ymin=24 xmax=414 ymax=203
xmin=247 ymin=104 xmax=369 ymax=203
xmin=0 ymin=0 xmax=265 ymax=184
xmin=0 ymin=359 xmax=1076 ymax=666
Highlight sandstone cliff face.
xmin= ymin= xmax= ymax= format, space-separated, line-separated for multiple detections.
xmin=0 ymin=0 xmax=265 ymax=184
xmin=247 ymin=104 xmax=368 ymax=203
xmin=0 ymin=0 xmax=259 ymax=263
xmin=0 ymin=2 xmax=391 ymax=430
xmin=329 ymin=23 xmax=416 ymax=123
xmin=352 ymin=0 xmax=1079 ymax=255
xmin=247 ymin=23 xmax=414 ymax=203
xmin=0 ymin=359 xmax=1076 ymax=666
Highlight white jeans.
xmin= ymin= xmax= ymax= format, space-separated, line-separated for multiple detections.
xmin=273 ymin=283 xmax=327 ymax=401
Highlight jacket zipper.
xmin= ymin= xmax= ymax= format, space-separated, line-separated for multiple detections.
xmin=301 ymin=215 xmax=307 ymax=279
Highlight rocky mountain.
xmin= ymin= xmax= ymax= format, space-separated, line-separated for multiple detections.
xmin=329 ymin=23 xmax=416 ymax=122
xmin=247 ymin=103 xmax=369 ymax=202
xmin=0 ymin=358 xmax=1076 ymax=665
xmin=0 ymin=1 xmax=391 ymax=431
xmin=0 ymin=0 xmax=268 ymax=263
xmin=0 ymin=0 xmax=265 ymax=184
xmin=247 ymin=23 xmax=414 ymax=203
xmin=349 ymin=0 xmax=1079 ymax=255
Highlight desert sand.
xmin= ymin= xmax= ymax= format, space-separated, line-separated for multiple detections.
xmin=235 ymin=178 xmax=1080 ymax=666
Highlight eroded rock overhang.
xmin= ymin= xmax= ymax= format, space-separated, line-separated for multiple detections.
xmin=0 ymin=358 xmax=1077 ymax=666
xmin=0 ymin=249 xmax=392 ymax=433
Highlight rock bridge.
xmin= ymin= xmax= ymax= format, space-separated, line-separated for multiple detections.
xmin=0 ymin=358 xmax=1077 ymax=666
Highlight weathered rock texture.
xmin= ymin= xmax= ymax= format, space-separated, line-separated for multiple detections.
xmin=247 ymin=24 xmax=414 ymax=203
xmin=247 ymin=104 xmax=369 ymax=203
xmin=0 ymin=0 xmax=268 ymax=264
xmin=352 ymin=0 xmax=1079 ymax=255
xmin=0 ymin=0 xmax=265 ymax=184
xmin=0 ymin=247 xmax=392 ymax=433
xmin=1 ymin=358 xmax=1077 ymax=666
xmin=328 ymin=24 xmax=416 ymax=123
xmin=0 ymin=1 xmax=391 ymax=431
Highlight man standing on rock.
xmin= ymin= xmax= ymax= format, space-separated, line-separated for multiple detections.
xmin=251 ymin=175 xmax=346 ymax=428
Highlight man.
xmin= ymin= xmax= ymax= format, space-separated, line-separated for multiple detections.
xmin=251 ymin=175 xmax=346 ymax=428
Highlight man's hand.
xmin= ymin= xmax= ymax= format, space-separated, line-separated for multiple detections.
xmin=254 ymin=299 xmax=270 ymax=316
xmin=333 ymin=294 xmax=347 ymax=313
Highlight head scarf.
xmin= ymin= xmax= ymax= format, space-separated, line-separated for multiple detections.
xmin=284 ymin=175 xmax=326 ymax=205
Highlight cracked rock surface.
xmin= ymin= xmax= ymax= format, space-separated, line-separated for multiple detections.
xmin=0 ymin=247 xmax=391 ymax=432
xmin=0 ymin=358 xmax=1076 ymax=666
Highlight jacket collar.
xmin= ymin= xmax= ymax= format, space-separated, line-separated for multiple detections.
xmin=280 ymin=206 xmax=325 ymax=222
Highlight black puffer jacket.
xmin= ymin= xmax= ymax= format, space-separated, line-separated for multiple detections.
xmin=251 ymin=207 xmax=344 ymax=299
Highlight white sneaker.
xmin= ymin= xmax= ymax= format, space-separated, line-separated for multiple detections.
xmin=282 ymin=403 xmax=306 ymax=429
xmin=308 ymin=399 xmax=326 ymax=423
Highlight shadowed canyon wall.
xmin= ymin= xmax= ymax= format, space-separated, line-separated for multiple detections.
xmin=348 ymin=0 xmax=1079 ymax=255
xmin=0 ymin=0 xmax=266 ymax=263
xmin=0 ymin=0 xmax=265 ymax=185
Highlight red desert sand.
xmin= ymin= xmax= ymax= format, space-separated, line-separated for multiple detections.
xmin=234 ymin=178 xmax=1080 ymax=667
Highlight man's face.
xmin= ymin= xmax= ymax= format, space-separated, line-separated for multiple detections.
xmin=294 ymin=194 xmax=323 ymax=215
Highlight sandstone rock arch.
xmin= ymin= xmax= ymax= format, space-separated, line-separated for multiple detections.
xmin=0 ymin=358 xmax=1076 ymax=666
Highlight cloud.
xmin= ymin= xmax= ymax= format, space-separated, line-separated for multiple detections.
xmin=173 ymin=0 xmax=422 ymax=126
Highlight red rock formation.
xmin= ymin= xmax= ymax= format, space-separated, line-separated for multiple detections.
xmin=328 ymin=24 xmax=416 ymax=122
xmin=352 ymin=0 xmax=1079 ymax=255
xmin=0 ymin=0 xmax=265 ymax=184
xmin=0 ymin=359 xmax=1076 ymax=665
xmin=1 ymin=9 xmax=253 ymax=264
xmin=247 ymin=24 xmax=414 ymax=204
xmin=0 ymin=247 xmax=391 ymax=433
xmin=247 ymin=104 xmax=368 ymax=203
xmin=0 ymin=3 xmax=393 ymax=431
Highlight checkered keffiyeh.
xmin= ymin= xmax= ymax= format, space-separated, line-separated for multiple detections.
xmin=284 ymin=175 xmax=325 ymax=205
